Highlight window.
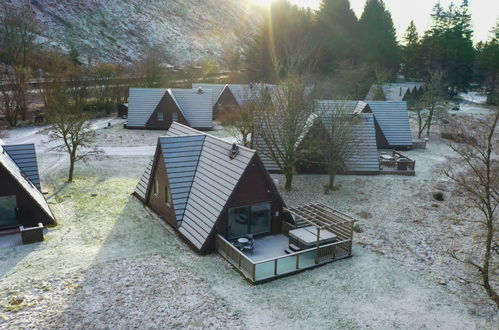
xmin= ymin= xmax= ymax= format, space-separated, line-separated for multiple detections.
xmin=228 ymin=203 xmax=271 ymax=239
xmin=153 ymin=179 xmax=158 ymax=196
xmin=157 ymin=111 xmax=164 ymax=121
xmin=165 ymin=186 xmax=171 ymax=207
xmin=172 ymin=112 xmax=178 ymax=121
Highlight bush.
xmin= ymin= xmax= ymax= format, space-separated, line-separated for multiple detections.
xmin=432 ymin=191 xmax=445 ymax=201
xmin=353 ymin=224 xmax=364 ymax=233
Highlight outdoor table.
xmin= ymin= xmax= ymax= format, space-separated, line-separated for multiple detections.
xmin=288 ymin=226 xmax=337 ymax=249
xmin=237 ymin=237 xmax=249 ymax=244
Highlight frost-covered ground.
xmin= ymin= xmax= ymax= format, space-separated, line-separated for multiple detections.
xmin=1 ymin=106 xmax=498 ymax=328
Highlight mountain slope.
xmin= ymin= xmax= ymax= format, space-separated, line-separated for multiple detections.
xmin=27 ymin=0 xmax=261 ymax=64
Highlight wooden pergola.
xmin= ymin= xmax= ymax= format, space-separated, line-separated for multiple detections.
xmin=284 ymin=202 xmax=356 ymax=260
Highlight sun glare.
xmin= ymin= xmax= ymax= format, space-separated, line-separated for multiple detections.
xmin=252 ymin=0 xmax=274 ymax=6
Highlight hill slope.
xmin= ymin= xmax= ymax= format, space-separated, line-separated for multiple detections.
xmin=27 ymin=0 xmax=260 ymax=64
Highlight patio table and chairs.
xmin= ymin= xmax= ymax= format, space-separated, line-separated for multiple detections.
xmin=232 ymin=236 xmax=254 ymax=255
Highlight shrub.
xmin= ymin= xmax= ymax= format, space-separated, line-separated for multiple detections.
xmin=432 ymin=191 xmax=445 ymax=201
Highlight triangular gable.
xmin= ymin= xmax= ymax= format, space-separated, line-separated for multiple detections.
xmin=0 ymin=145 xmax=54 ymax=221
xmin=127 ymin=88 xmax=168 ymax=127
xmin=3 ymin=143 xmax=41 ymax=189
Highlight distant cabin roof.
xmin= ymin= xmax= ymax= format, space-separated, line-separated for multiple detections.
xmin=3 ymin=143 xmax=41 ymax=189
xmin=365 ymin=101 xmax=413 ymax=147
xmin=366 ymin=82 xmax=425 ymax=102
xmin=313 ymin=100 xmax=370 ymax=115
xmin=170 ymin=88 xmax=213 ymax=129
xmin=313 ymin=106 xmax=380 ymax=173
xmin=136 ymin=122 xmax=257 ymax=250
xmin=192 ymin=84 xmax=227 ymax=105
xmin=127 ymin=88 xmax=167 ymax=127
xmin=0 ymin=144 xmax=54 ymax=220
xmin=127 ymin=88 xmax=213 ymax=129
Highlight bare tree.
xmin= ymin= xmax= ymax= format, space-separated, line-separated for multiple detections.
xmin=0 ymin=2 xmax=40 ymax=121
xmin=315 ymin=102 xmax=362 ymax=190
xmin=218 ymin=86 xmax=263 ymax=147
xmin=411 ymin=70 xmax=444 ymax=138
xmin=134 ymin=46 xmax=169 ymax=88
xmin=254 ymin=79 xmax=313 ymax=191
xmin=443 ymin=109 xmax=499 ymax=308
xmin=40 ymin=65 xmax=100 ymax=182
xmin=91 ymin=62 xmax=117 ymax=113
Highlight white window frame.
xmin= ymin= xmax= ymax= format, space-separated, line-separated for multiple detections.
xmin=157 ymin=111 xmax=164 ymax=121
xmin=172 ymin=112 xmax=178 ymax=121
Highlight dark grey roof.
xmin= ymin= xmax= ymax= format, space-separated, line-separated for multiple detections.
xmin=134 ymin=159 xmax=153 ymax=202
xmin=170 ymin=89 xmax=213 ymax=129
xmin=365 ymin=101 xmax=413 ymax=147
xmin=127 ymin=88 xmax=167 ymax=128
xmin=3 ymin=144 xmax=41 ymax=189
xmin=192 ymin=83 xmax=227 ymax=105
xmin=137 ymin=122 xmax=256 ymax=250
xmin=314 ymin=110 xmax=380 ymax=173
xmin=313 ymin=100 xmax=369 ymax=115
xmin=0 ymin=145 xmax=54 ymax=220
xmin=159 ymin=135 xmax=205 ymax=224
xmin=365 ymin=83 xmax=425 ymax=102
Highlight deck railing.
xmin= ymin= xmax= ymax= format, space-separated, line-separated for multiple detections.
xmin=215 ymin=234 xmax=352 ymax=284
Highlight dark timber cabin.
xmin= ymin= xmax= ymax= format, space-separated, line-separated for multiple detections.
xmin=317 ymin=100 xmax=413 ymax=150
xmin=192 ymin=83 xmax=276 ymax=119
xmin=134 ymin=122 xmax=286 ymax=254
xmin=0 ymin=143 xmax=55 ymax=229
xmin=251 ymin=102 xmax=380 ymax=175
xmin=126 ymin=88 xmax=213 ymax=130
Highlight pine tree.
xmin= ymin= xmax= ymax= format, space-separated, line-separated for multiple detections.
xmin=316 ymin=0 xmax=359 ymax=73
xmin=402 ymin=21 xmax=422 ymax=79
xmin=421 ymin=0 xmax=475 ymax=91
xmin=358 ymin=0 xmax=400 ymax=77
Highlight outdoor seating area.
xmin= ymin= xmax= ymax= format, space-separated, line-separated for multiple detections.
xmin=379 ymin=150 xmax=416 ymax=175
xmin=216 ymin=203 xmax=355 ymax=283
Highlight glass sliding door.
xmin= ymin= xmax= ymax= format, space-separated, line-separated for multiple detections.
xmin=0 ymin=195 xmax=18 ymax=229
xmin=250 ymin=203 xmax=271 ymax=235
xmin=228 ymin=203 xmax=271 ymax=239
xmin=228 ymin=206 xmax=250 ymax=239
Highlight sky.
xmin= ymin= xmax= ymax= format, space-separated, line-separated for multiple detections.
xmin=286 ymin=0 xmax=498 ymax=42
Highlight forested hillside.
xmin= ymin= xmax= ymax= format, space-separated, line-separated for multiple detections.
xmin=10 ymin=0 xmax=260 ymax=64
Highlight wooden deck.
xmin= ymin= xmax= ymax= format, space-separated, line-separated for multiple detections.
xmin=215 ymin=203 xmax=355 ymax=284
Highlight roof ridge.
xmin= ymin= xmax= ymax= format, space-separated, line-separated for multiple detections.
xmin=166 ymin=122 xmax=256 ymax=154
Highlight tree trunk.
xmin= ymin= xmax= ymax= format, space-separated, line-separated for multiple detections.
xmin=327 ymin=166 xmax=337 ymax=190
xmin=242 ymin=133 xmax=249 ymax=147
xmin=284 ymin=170 xmax=293 ymax=191
xmin=482 ymin=208 xmax=499 ymax=308
xmin=426 ymin=103 xmax=435 ymax=137
xmin=68 ymin=157 xmax=75 ymax=182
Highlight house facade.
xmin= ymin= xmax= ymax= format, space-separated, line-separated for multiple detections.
xmin=135 ymin=122 xmax=285 ymax=254
xmin=0 ymin=143 xmax=55 ymax=229
xmin=126 ymin=88 xmax=213 ymax=130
